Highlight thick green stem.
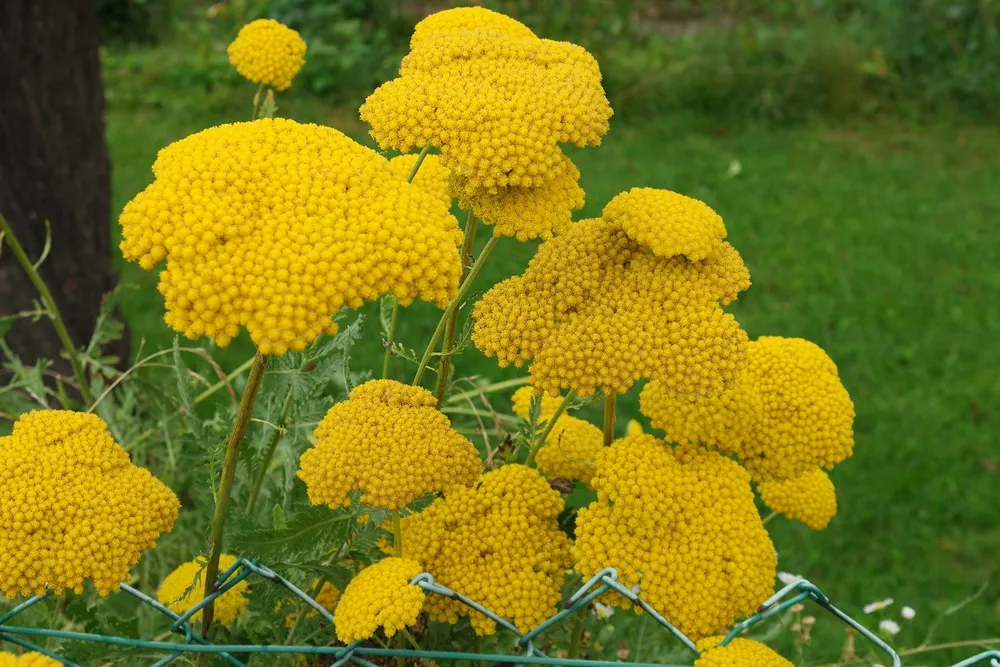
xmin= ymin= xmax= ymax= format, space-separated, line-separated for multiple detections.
xmin=524 ymin=391 xmax=575 ymax=467
xmin=412 ymin=236 xmax=498 ymax=386
xmin=602 ymin=392 xmax=617 ymax=447
xmin=246 ymin=387 xmax=293 ymax=515
xmin=201 ymin=350 xmax=269 ymax=637
xmin=392 ymin=509 xmax=403 ymax=557
xmin=566 ymin=609 xmax=588 ymax=659
xmin=434 ymin=213 xmax=479 ymax=406
xmin=0 ymin=213 xmax=93 ymax=406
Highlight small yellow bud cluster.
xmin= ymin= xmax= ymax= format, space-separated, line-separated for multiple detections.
xmin=388 ymin=153 xmax=453 ymax=209
xmin=0 ymin=411 xmax=179 ymax=598
xmin=397 ymin=465 xmax=571 ymax=635
xmin=119 ymin=118 xmax=463 ymax=355
xmin=157 ymin=554 xmax=249 ymax=625
xmin=474 ymin=189 xmax=750 ymax=397
xmin=641 ymin=336 xmax=855 ymax=481
xmin=510 ymin=387 xmax=601 ymax=485
xmin=758 ymin=469 xmax=838 ymax=530
xmin=298 ymin=380 xmax=482 ymax=510
xmin=334 ymin=557 xmax=425 ymax=642
xmin=227 ymin=19 xmax=306 ymax=91
xmin=573 ymin=436 xmax=776 ymax=640
xmin=625 ymin=419 xmax=645 ymax=437
xmin=0 ymin=653 xmax=60 ymax=666
xmin=603 ymin=188 xmax=727 ymax=261
xmin=694 ymin=638 xmax=792 ymax=667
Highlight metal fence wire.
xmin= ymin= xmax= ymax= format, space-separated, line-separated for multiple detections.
xmin=0 ymin=559 xmax=997 ymax=667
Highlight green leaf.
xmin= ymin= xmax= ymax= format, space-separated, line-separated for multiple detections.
xmin=272 ymin=503 xmax=287 ymax=530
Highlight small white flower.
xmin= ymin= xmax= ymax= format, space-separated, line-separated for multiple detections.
xmin=864 ymin=598 xmax=894 ymax=614
xmin=879 ymin=619 xmax=900 ymax=636
xmin=630 ymin=583 xmax=641 ymax=595
xmin=593 ymin=602 xmax=615 ymax=620
xmin=901 ymin=606 xmax=916 ymax=620
xmin=778 ymin=572 xmax=803 ymax=586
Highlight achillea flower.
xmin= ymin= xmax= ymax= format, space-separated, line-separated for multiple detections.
xmin=388 ymin=153 xmax=453 ymax=208
xmin=0 ymin=411 xmax=179 ymax=598
xmin=758 ymin=469 xmax=837 ymax=530
xmin=474 ymin=189 xmax=750 ymax=397
xmin=119 ymin=118 xmax=462 ymax=355
xmin=694 ymin=638 xmax=792 ymax=667
xmin=902 ymin=606 xmax=916 ymax=620
xmin=573 ymin=436 xmax=776 ymax=640
xmin=227 ymin=19 xmax=306 ymax=91
xmin=625 ymin=420 xmax=645 ymax=437
xmin=510 ymin=386 xmax=601 ymax=484
xmin=334 ymin=558 xmax=425 ymax=642
xmin=298 ymin=380 xmax=482 ymax=510
xmin=603 ymin=188 xmax=727 ymax=261
xmin=511 ymin=385 xmax=564 ymax=423
xmin=641 ymin=336 xmax=855 ymax=482
xmin=0 ymin=653 xmax=60 ymax=666
xmin=157 ymin=554 xmax=249 ymax=625
xmin=396 ymin=465 xmax=571 ymax=635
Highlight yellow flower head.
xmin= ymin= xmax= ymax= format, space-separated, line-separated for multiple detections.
xmin=510 ymin=386 xmax=601 ymax=484
xmin=227 ymin=19 xmax=306 ymax=91
xmin=0 ymin=411 xmax=179 ymax=598
xmin=603 ymin=188 xmax=727 ymax=261
xmin=298 ymin=380 xmax=482 ymax=510
xmin=625 ymin=419 xmax=644 ymax=437
xmin=0 ymin=653 xmax=60 ymax=667
xmin=157 ymin=554 xmax=249 ymax=625
xmin=474 ymin=189 xmax=750 ymax=397
xmin=758 ymin=469 xmax=837 ymax=530
xmin=694 ymin=638 xmax=793 ymax=667
xmin=640 ymin=336 xmax=855 ymax=482
xmin=396 ymin=465 xmax=571 ymax=635
xmin=573 ymin=436 xmax=776 ymax=640
xmin=388 ymin=153 xmax=452 ymax=208
xmin=334 ymin=557 xmax=425 ymax=642
xmin=360 ymin=8 xmax=612 ymax=193
xmin=119 ymin=118 xmax=463 ymax=354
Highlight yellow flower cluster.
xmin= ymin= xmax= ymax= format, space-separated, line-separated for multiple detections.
xmin=758 ymin=469 xmax=837 ymax=530
xmin=157 ymin=554 xmax=249 ymax=625
xmin=603 ymin=188 xmax=727 ymax=261
xmin=510 ymin=385 xmax=564 ymax=422
xmin=694 ymin=638 xmax=792 ymax=667
xmin=227 ymin=19 xmax=306 ymax=91
xmin=510 ymin=387 xmax=601 ymax=484
xmin=573 ymin=436 xmax=776 ymax=640
xmin=0 ymin=653 xmax=59 ymax=667
xmin=119 ymin=118 xmax=463 ymax=354
xmin=334 ymin=557 xmax=425 ymax=642
xmin=474 ymin=189 xmax=750 ymax=397
xmin=397 ymin=465 xmax=571 ymax=634
xmin=0 ymin=411 xmax=179 ymax=598
xmin=641 ymin=336 xmax=855 ymax=481
xmin=298 ymin=380 xmax=482 ymax=510
xmin=388 ymin=153 xmax=453 ymax=208
xmin=625 ymin=419 xmax=645 ymax=437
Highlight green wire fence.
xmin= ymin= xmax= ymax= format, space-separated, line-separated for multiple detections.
xmin=1 ymin=559 xmax=997 ymax=667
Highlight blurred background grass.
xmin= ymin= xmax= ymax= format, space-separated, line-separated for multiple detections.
xmin=100 ymin=0 xmax=999 ymax=662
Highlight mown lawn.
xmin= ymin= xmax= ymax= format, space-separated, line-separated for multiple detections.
xmin=107 ymin=90 xmax=1000 ymax=663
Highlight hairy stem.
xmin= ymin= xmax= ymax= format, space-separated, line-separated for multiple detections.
xmin=246 ymin=386 xmax=293 ymax=515
xmin=566 ymin=608 xmax=588 ymax=659
xmin=434 ymin=213 xmax=479 ymax=406
xmin=524 ymin=391 xmax=575 ymax=467
xmin=602 ymin=392 xmax=617 ymax=447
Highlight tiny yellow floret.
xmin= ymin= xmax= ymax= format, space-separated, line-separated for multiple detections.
xmin=388 ymin=153 xmax=453 ymax=208
xmin=227 ymin=19 xmax=306 ymax=91
xmin=0 ymin=411 xmax=179 ymax=599
xmin=157 ymin=554 xmax=249 ymax=625
xmin=694 ymin=638 xmax=793 ymax=667
xmin=758 ymin=469 xmax=837 ymax=530
xmin=334 ymin=558 xmax=424 ymax=642
xmin=0 ymin=652 xmax=60 ymax=666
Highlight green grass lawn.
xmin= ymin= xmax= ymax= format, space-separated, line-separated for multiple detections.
xmin=107 ymin=91 xmax=1000 ymax=663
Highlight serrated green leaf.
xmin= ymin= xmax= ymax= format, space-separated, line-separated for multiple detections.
xmin=273 ymin=503 xmax=287 ymax=529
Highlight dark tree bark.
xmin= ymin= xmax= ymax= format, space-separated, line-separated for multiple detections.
xmin=0 ymin=0 xmax=118 ymax=369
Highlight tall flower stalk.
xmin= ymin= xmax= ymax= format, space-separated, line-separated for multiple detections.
xmin=603 ymin=392 xmax=617 ymax=447
xmin=434 ymin=212 xmax=480 ymax=405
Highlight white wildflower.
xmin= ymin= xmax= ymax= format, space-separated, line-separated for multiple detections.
xmin=864 ymin=597 xmax=894 ymax=614
xmin=778 ymin=572 xmax=803 ymax=586
xmin=879 ymin=619 xmax=900 ymax=636
xmin=593 ymin=602 xmax=615 ymax=620
xmin=901 ymin=606 xmax=916 ymax=620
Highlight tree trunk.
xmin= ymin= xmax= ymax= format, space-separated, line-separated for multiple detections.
xmin=0 ymin=0 xmax=118 ymax=371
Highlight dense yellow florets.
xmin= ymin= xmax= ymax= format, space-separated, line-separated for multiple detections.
xmin=474 ymin=189 xmax=750 ymax=397
xmin=157 ymin=555 xmax=249 ymax=625
xmin=227 ymin=19 xmax=306 ymax=91
xmin=0 ymin=411 xmax=179 ymax=598
xmin=694 ymin=638 xmax=793 ymax=667
xmin=334 ymin=558 xmax=425 ymax=642
xmin=298 ymin=380 xmax=482 ymax=510
xmin=388 ymin=153 xmax=452 ymax=208
xmin=534 ymin=415 xmax=603 ymax=485
xmin=360 ymin=8 xmax=612 ymax=194
xmin=641 ymin=336 xmax=855 ymax=481
xmin=573 ymin=436 xmax=776 ymax=640
xmin=119 ymin=118 xmax=463 ymax=354
xmin=397 ymin=465 xmax=571 ymax=635
xmin=511 ymin=386 xmax=564 ymax=422
xmin=625 ymin=419 xmax=645 ymax=437
xmin=758 ymin=469 xmax=837 ymax=530
xmin=603 ymin=188 xmax=727 ymax=261
xmin=0 ymin=653 xmax=60 ymax=667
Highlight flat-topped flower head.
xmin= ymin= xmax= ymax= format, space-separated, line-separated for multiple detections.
xmin=474 ymin=189 xmax=750 ymax=397
xmin=227 ymin=19 xmax=306 ymax=91
xmin=641 ymin=336 xmax=855 ymax=481
xmin=602 ymin=188 xmax=727 ymax=261
xmin=395 ymin=465 xmax=571 ymax=635
xmin=388 ymin=153 xmax=453 ymax=208
xmin=694 ymin=638 xmax=792 ymax=667
xmin=157 ymin=554 xmax=249 ymax=625
xmin=0 ymin=411 xmax=179 ymax=598
xmin=360 ymin=8 xmax=612 ymax=194
xmin=298 ymin=380 xmax=482 ymax=510
xmin=510 ymin=387 xmax=601 ymax=484
xmin=119 ymin=118 xmax=463 ymax=355
xmin=0 ymin=653 xmax=60 ymax=667
xmin=335 ymin=558 xmax=425 ymax=642
xmin=573 ymin=436 xmax=776 ymax=640
xmin=758 ymin=469 xmax=837 ymax=530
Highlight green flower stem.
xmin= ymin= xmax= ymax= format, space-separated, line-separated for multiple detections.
xmin=762 ymin=510 xmax=778 ymax=525
xmin=245 ymin=386 xmax=294 ymax=515
xmin=0 ymin=213 xmax=93 ymax=406
xmin=412 ymin=235 xmax=498 ymax=386
xmin=524 ymin=390 xmax=575 ymax=467
xmin=201 ymin=350 xmax=269 ymax=638
xmin=434 ymin=212 xmax=480 ymax=406
xmin=602 ymin=392 xmax=617 ymax=447
xmin=251 ymin=82 xmax=267 ymax=120
xmin=392 ymin=509 xmax=403 ymax=558
xmin=566 ymin=608 xmax=588 ymax=660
